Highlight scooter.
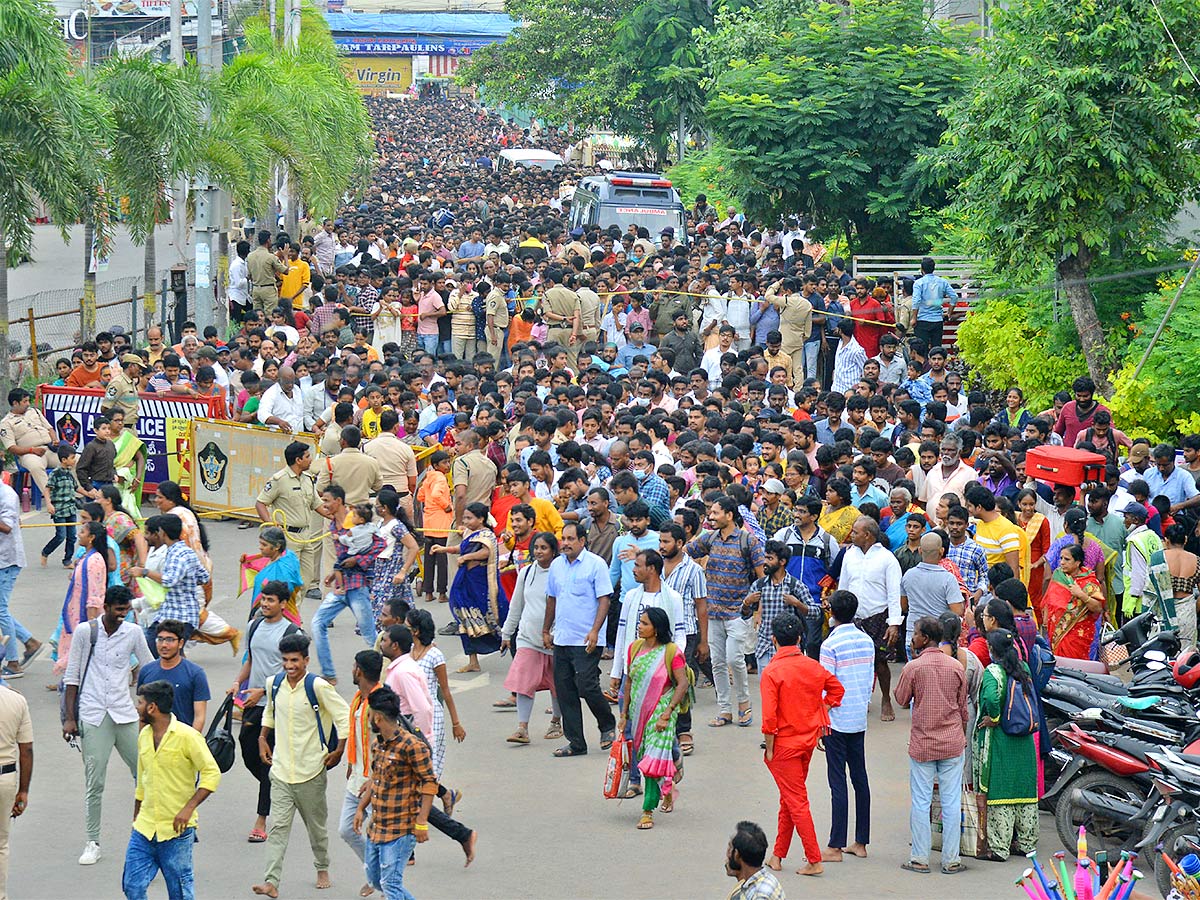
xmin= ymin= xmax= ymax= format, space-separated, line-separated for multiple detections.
xmin=1134 ymin=749 xmax=1200 ymax=897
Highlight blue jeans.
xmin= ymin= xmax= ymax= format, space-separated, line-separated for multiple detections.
xmin=365 ymin=833 xmax=417 ymax=900
xmin=803 ymin=341 xmax=821 ymax=382
xmin=418 ymin=334 xmax=439 ymax=355
xmin=121 ymin=827 xmax=195 ymax=900
xmin=0 ymin=566 xmax=19 ymax=665
xmin=909 ymin=752 xmax=964 ymax=866
xmin=338 ymin=788 xmax=366 ymax=862
xmin=313 ymin=587 xmax=377 ymax=680
xmin=41 ymin=523 xmax=76 ymax=562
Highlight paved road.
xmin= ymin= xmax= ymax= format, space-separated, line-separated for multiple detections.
xmin=6 ymin=224 xmax=191 ymax=303
xmin=4 ymin=511 xmax=1057 ymax=899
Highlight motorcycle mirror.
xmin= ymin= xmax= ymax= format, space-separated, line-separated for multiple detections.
xmin=1145 ymin=649 xmax=1169 ymax=662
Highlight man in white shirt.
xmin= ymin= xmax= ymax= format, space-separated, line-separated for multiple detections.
xmin=611 ymin=549 xmax=686 ymax=684
xmin=258 ymin=366 xmax=306 ymax=434
xmin=63 ymin=585 xmax=154 ymax=865
xmin=228 ymin=240 xmax=250 ymax=317
xmin=311 ymin=220 xmax=336 ymax=276
xmin=701 ymin=325 xmax=737 ymax=384
xmin=837 ymin=517 xmax=902 ymax=723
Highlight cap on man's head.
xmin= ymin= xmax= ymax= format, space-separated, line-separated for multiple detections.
xmin=1128 ymin=444 xmax=1151 ymax=463
xmin=1121 ymin=502 xmax=1148 ymax=519
xmin=660 ymin=227 xmax=675 ymax=237
xmin=673 ymin=310 xmax=690 ymax=321
xmin=629 ymin=322 xmax=646 ymax=332
xmin=762 ymin=478 xmax=786 ymax=495
xmin=570 ymin=227 xmax=584 ymax=238
xmin=195 ymin=346 xmax=217 ymax=360
xmin=121 ymin=353 xmax=147 ymax=369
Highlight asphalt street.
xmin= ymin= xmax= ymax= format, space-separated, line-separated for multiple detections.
xmin=4 ymin=510 xmax=1057 ymax=899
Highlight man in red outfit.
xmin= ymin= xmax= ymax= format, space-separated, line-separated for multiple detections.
xmin=761 ymin=611 xmax=845 ymax=876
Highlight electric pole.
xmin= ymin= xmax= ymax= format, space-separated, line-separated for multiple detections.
xmin=192 ymin=0 xmax=219 ymax=335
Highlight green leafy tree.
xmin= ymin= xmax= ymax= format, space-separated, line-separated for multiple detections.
xmin=95 ymin=56 xmax=200 ymax=325
xmin=0 ymin=0 xmax=111 ymax=401
xmin=928 ymin=0 xmax=1200 ymax=393
xmin=460 ymin=0 xmax=711 ymax=162
xmin=704 ymin=0 xmax=975 ymax=252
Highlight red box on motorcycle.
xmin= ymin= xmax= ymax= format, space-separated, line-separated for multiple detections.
xmin=1026 ymin=446 xmax=1107 ymax=487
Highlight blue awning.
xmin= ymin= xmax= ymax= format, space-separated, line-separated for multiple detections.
xmin=323 ymin=12 xmax=517 ymax=38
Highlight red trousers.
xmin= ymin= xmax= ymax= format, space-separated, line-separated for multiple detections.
xmin=766 ymin=743 xmax=819 ymax=864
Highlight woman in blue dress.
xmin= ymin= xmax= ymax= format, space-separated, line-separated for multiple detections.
xmin=432 ymin=502 xmax=509 ymax=673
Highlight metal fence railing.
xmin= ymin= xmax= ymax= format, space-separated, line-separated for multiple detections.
xmin=4 ymin=267 xmax=188 ymax=386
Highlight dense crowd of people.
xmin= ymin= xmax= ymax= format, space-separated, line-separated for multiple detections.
xmin=0 ymin=93 xmax=1195 ymax=900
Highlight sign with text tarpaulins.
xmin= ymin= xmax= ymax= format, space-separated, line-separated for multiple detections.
xmin=333 ymin=36 xmax=495 ymax=56
xmin=190 ymin=419 xmax=316 ymax=520
xmin=39 ymin=387 xmax=218 ymax=491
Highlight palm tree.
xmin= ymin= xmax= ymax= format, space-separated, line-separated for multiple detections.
xmin=95 ymin=56 xmax=200 ymax=330
xmin=0 ymin=0 xmax=106 ymax=403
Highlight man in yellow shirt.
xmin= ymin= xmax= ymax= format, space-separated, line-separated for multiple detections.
xmin=505 ymin=466 xmax=564 ymax=537
xmin=279 ymin=246 xmax=311 ymax=312
xmin=122 ymin=679 xmax=220 ymax=899
xmin=253 ymin=632 xmax=350 ymax=899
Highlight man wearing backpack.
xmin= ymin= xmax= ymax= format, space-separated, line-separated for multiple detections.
xmin=894 ymin=616 xmax=969 ymax=876
xmin=686 ymin=496 xmax=765 ymax=728
xmin=252 ymin=632 xmax=349 ymax=899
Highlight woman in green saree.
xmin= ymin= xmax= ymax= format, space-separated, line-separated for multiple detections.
xmin=974 ymin=628 xmax=1039 ymax=862
xmin=616 ymin=606 xmax=690 ymax=831
xmin=108 ymin=410 xmax=146 ymax=524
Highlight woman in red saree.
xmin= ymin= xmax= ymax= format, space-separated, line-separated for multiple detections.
xmin=1043 ymin=543 xmax=1106 ymax=660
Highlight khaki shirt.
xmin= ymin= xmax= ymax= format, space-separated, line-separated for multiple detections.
xmin=0 ymin=685 xmax=32 ymax=766
xmin=484 ymin=289 xmax=510 ymax=328
xmin=315 ymin=446 xmax=382 ymax=506
xmin=257 ymin=466 xmax=322 ymax=534
xmin=101 ymin=372 xmax=140 ymax=423
xmin=451 ymin=448 xmax=496 ymax=513
xmin=247 ymin=246 xmax=286 ymax=289
xmin=577 ymin=288 xmax=602 ymax=332
xmin=542 ymin=285 xmax=580 ymax=325
xmin=768 ymin=285 xmax=813 ymax=355
xmin=363 ymin=433 xmax=418 ymax=494
xmin=0 ymin=408 xmax=54 ymax=452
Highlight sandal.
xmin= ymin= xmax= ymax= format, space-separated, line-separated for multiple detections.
xmin=900 ymin=861 xmax=930 ymax=874
xmin=543 ymin=720 xmax=563 ymax=740
xmin=621 ymin=786 xmax=642 ymax=799
xmin=737 ymin=707 xmax=754 ymax=727
xmin=679 ymin=734 xmax=694 ymax=756
xmin=942 ymin=862 xmax=969 ymax=875
xmin=248 ymin=828 xmax=268 ymax=843
xmin=506 ymin=728 xmax=530 ymax=744
xmin=976 ymin=850 xmax=1006 ymax=863
xmin=601 ymin=688 xmax=619 ymax=704
xmin=708 ymin=715 xmax=733 ymax=728
xmin=599 ymin=729 xmax=616 ymax=750
xmin=637 ymin=813 xmax=654 ymax=830
xmin=552 ymin=746 xmax=587 ymax=758
xmin=660 ymin=793 xmax=674 ymax=813
xmin=492 ymin=697 xmax=517 ymax=709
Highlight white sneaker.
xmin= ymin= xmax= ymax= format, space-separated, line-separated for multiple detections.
xmin=78 ymin=841 xmax=101 ymax=865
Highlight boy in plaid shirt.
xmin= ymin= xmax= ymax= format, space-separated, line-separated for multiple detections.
xmin=41 ymin=442 xmax=85 ymax=567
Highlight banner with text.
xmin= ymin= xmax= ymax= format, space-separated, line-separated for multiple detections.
xmin=40 ymin=387 xmax=218 ymax=492
xmin=190 ymin=419 xmax=316 ymax=519
xmin=333 ymin=36 xmax=495 ymax=56
xmin=344 ymin=55 xmax=413 ymax=94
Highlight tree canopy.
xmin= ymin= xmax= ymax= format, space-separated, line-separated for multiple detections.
xmin=704 ymin=0 xmax=976 ymax=252
xmin=928 ymin=0 xmax=1200 ymax=389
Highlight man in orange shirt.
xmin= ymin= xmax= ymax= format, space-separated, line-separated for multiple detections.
xmin=65 ymin=341 xmax=107 ymax=388
xmin=760 ymin=612 xmax=845 ymax=877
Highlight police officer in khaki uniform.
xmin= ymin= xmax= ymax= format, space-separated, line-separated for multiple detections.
xmin=541 ymin=268 xmax=581 ymax=347
xmin=0 ymin=389 xmax=59 ymax=498
xmin=256 ymin=440 xmax=324 ymax=598
xmin=484 ymin=273 xmax=511 ymax=362
xmin=314 ymin=424 xmax=382 ymax=506
xmin=362 ymin=409 xmax=418 ymax=515
xmin=100 ymin=354 xmax=146 ymax=428
xmin=246 ymin=229 xmax=287 ymax=317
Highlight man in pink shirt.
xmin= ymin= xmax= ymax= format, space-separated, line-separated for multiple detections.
xmin=380 ymin=624 xmax=433 ymax=739
xmin=415 ymin=273 xmax=445 ymax=357
xmin=1053 ymin=375 xmax=1108 ymax=448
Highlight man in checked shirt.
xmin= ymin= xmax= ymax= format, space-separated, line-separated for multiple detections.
xmin=353 ymin=686 xmax=438 ymax=899
xmin=743 ymin=542 xmax=816 ymax=672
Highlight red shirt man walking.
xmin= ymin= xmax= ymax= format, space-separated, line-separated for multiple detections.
xmin=761 ymin=611 xmax=845 ymax=877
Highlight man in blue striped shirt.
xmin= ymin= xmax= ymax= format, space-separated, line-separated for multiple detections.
xmin=819 ymin=590 xmax=876 ymax=862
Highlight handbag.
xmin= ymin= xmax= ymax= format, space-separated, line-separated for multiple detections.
xmin=603 ymin=738 xmax=632 ymax=800
xmin=1099 ymin=620 xmax=1129 ymax=668
xmin=930 ymin=784 xmax=980 ymax=857
xmin=205 ymin=696 xmax=237 ymax=773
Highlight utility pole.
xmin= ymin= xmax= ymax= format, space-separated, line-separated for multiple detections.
xmin=282 ymin=0 xmax=301 ymax=241
xmin=192 ymin=0 xmax=219 ymax=335
xmin=168 ymin=0 xmax=189 ymax=340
